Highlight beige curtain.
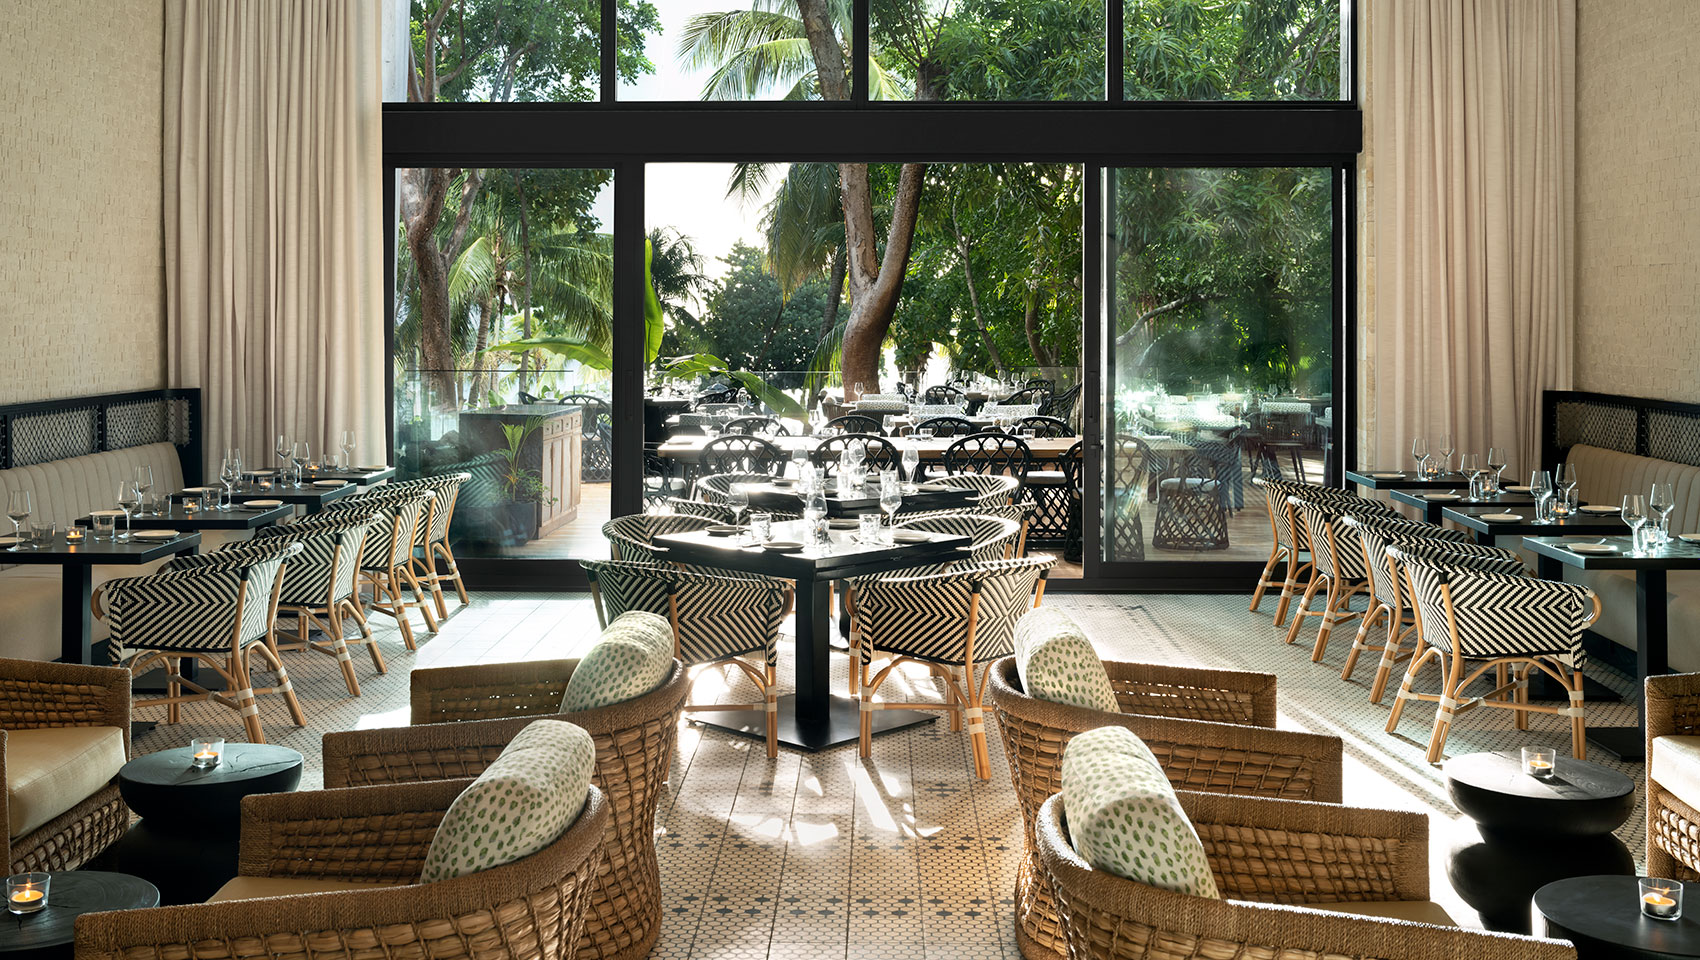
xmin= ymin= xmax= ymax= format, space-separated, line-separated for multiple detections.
xmin=1369 ymin=0 xmax=1574 ymax=477
xmin=164 ymin=1 xmax=384 ymax=476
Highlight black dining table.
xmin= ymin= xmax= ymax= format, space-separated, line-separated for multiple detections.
xmin=743 ymin=481 xmax=978 ymax=519
xmin=79 ymin=500 xmax=294 ymax=531
xmin=655 ymin=520 xmax=973 ymax=751
xmin=304 ymin=464 xmax=395 ymax=487
xmin=1524 ymin=534 xmax=1700 ymax=761
xmin=1442 ymin=504 xmax=1628 ymax=546
xmin=1389 ymin=488 xmax=1543 ymax=525
xmin=227 ymin=477 xmax=358 ymax=514
xmin=1 ymin=532 xmax=202 ymax=664
xmin=1345 ymin=468 xmax=1470 ymax=492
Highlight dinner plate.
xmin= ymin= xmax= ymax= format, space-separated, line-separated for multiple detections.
xmin=1578 ymin=505 xmax=1619 ymax=515
xmin=245 ymin=469 xmax=276 ymax=476
xmin=892 ymin=530 xmax=930 ymax=543
xmin=1680 ymin=534 xmax=1700 ymax=544
xmin=89 ymin=509 xmax=125 ymax=517
xmin=0 ymin=537 xmax=19 ymax=547
xmin=357 ymin=466 xmax=388 ymax=472
xmin=131 ymin=530 xmax=180 ymax=541
xmin=1480 ymin=513 xmax=1523 ymax=522
xmin=761 ymin=541 xmax=803 ymax=552
xmin=1566 ymin=542 xmax=1619 ymax=554
xmin=242 ymin=499 xmax=284 ymax=509
xmin=1422 ymin=493 xmax=1461 ymax=501
xmin=916 ymin=482 xmax=957 ymax=492
xmin=1369 ymin=472 xmax=1405 ymax=479
xmin=706 ymin=525 xmax=741 ymax=536
xmin=1504 ymin=485 xmax=1532 ymax=493
xmin=180 ymin=486 xmax=217 ymax=494
xmin=312 ymin=480 xmax=346 ymax=488
xmin=827 ymin=518 xmax=860 ymax=529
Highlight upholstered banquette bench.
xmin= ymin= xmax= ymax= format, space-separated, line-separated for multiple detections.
xmin=0 ymin=443 xmax=186 ymax=661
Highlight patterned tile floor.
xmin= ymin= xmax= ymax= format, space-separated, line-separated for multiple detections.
xmin=132 ymin=586 xmax=1647 ymax=959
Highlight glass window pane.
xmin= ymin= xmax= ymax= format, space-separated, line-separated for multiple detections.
xmin=1123 ymin=0 xmax=1343 ymax=101
xmin=621 ymin=1 xmax=849 ymax=101
xmin=874 ymin=0 xmax=1105 ymax=101
xmin=394 ymin=167 xmax=616 ymax=560
xmin=1104 ymin=167 xmax=1335 ymax=564
xmin=396 ymin=0 xmax=654 ymax=103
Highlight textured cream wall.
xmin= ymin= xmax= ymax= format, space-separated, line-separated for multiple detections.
xmin=0 ymin=0 xmax=165 ymax=404
xmin=1575 ymin=0 xmax=1700 ymax=402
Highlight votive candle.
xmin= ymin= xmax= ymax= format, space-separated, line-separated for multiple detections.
xmin=6 ymin=873 xmax=48 ymax=915
xmin=1641 ymin=878 xmax=1683 ymax=920
xmin=1522 ymin=746 xmax=1556 ymax=780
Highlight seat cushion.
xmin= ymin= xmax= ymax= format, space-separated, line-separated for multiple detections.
xmin=6 ymin=726 xmax=126 ymax=839
xmin=1061 ymin=726 xmax=1218 ymax=898
xmin=560 ymin=611 xmax=677 ymax=712
xmin=1302 ymin=899 xmax=1457 ymax=926
xmin=207 ymin=875 xmax=402 ymax=902
xmin=1013 ymin=607 xmax=1120 ymax=714
xmin=1652 ymin=735 xmax=1700 ymax=813
xmin=419 ymin=718 xmax=596 ymax=883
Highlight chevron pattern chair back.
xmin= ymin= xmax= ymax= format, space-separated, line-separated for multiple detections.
xmin=581 ymin=558 xmax=792 ymax=757
xmin=692 ymin=472 xmax=773 ymax=506
xmin=602 ymin=513 xmax=719 ymax=563
xmin=930 ymin=472 xmax=1021 ymax=505
xmin=350 ymin=491 xmax=432 ymax=571
xmin=896 ymin=513 xmax=1021 ymax=565
xmin=182 ymin=516 xmax=371 ymax=608
xmin=1293 ymin=498 xmax=1367 ymax=582
xmin=850 ymin=555 xmax=1056 ymax=780
xmin=812 ymin=435 xmax=903 ymax=479
xmin=244 ymin=512 xmax=387 ymax=695
xmin=104 ymin=541 xmax=298 ymax=655
xmin=1342 ymin=514 xmax=1470 ymax=610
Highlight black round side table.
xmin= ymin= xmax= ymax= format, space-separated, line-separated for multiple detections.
xmin=1444 ymin=749 xmax=1635 ymax=933
xmin=1537 ymin=876 xmax=1700 ymax=959
xmin=0 ymin=872 xmax=158 ymax=960
xmin=100 ymin=743 xmax=303 ymax=905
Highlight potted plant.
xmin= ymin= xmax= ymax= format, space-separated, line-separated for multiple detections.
xmin=493 ymin=417 xmax=549 ymax=541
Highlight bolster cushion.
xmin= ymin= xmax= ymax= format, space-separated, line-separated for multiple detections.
xmin=559 ymin=611 xmax=676 ymax=712
xmin=1013 ymin=607 xmax=1120 ymax=714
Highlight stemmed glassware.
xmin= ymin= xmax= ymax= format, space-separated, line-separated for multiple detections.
xmin=1651 ymin=482 xmax=1676 ymax=545
xmin=133 ymin=465 xmax=154 ymax=517
xmin=1530 ymin=470 xmax=1555 ymax=523
xmin=1439 ymin=434 xmax=1456 ymax=474
xmin=853 ymin=381 xmax=865 ymax=401
xmin=219 ymin=456 xmax=240 ymax=511
xmin=879 ymin=472 xmax=903 ymax=544
xmin=901 ymin=442 xmax=920 ymax=494
xmin=6 ymin=491 xmax=30 ymax=552
xmin=275 ymin=434 xmax=291 ymax=478
xmin=1487 ymin=447 xmax=1508 ymax=492
xmin=728 ymin=484 xmax=750 ymax=541
xmin=1459 ymin=453 xmax=1482 ymax=497
xmin=292 ymin=441 xmax=311 ymax=487
xmin=803 ymin=487 xmax=828 ymax=554
xmin=116 ymin=481 xmax=140 ymax=542
xmin=341 ymin=430 xmax=356 ymax=467
xmin=1558 ymin=463 xmax=1579 ymax=503
xmin=1411 ymin=437 xmax=1428 ymax=474
xmin=1623 ymin=494 xmax=1650 ymax=555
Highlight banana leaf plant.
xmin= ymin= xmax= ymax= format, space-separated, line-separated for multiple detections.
xmin=659 ymin=353 xmax=805 ymax=419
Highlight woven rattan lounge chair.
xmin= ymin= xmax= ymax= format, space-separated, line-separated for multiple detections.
xmin=988 ymin=657 xmax=1343 ymax=960
xmin=1032 ymin=791 xmax=1576 ymax=960
xmin=0 ymin=658 xmax=130 ymax=874
xmin=74 ymin=778 xmax=610 ymax=960
xmin=320 ymin=659 xmax=690 ymax=960
xmin=1647 ymin=673 xmax=1700 ymax=881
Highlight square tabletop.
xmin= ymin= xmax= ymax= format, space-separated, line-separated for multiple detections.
xmin=1345 ymin=468 xmax=1470 ymax=491
xmin=305 ymin=465 xmax=395 ymax=486
xmin=226 ymin=479 xmax=358 ymax=509
xmin=1523 ymin=534 xmax=1700 ymax=572
xmin=77 ymin=502 xmax=294 ymax=531
xmin=655 ymin=520 xmax=972 ymax=581
xmin=0 ymin=531 xmax=202 ymax=565
xmin=1441 ymin=505 xmax=1628 ymax=544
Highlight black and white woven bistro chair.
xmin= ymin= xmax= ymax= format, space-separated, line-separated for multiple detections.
xmin=180 ymin=513 xmax=382 ymax=696
xmin=1285 ymin=497 xmax=1378 ymax=661
xmin=353 ymin=473 xmax=471 ymax=620
xmin=895 ymin=502 xmax=1034 ymax=557
xmin=1340 ymin=514 xmax=1480 ymax=701
xmin=94 ymin=541 xmax=304 ymax=744
xmin=602 ymin=513 xmax=720 ymax=563
xmin=581 ymin=559 xmax=794 ymax=758
xmin=693 ymin=471 xmax=773 ymax=506
xmin=849 ymin=556 xmax=1055 ymax=780
xmin=928 ymin=472 xmax=1020 ymax=506
xmin=1259 ymin=482 xmax=1397 ymax=629
xmin=1386 ymin=548 xmax=1601 ymax=762
xmin=344 ymin=490 xmax=437 ymax=651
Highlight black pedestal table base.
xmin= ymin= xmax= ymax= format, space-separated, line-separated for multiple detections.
xmin=1447 ymin=826 xmax=1634 ymax=933
xmin=697 ymin=695 xmax=937 ymax=752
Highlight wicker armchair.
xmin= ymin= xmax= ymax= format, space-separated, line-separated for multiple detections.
xmin=602 ymin=513 xmax=718 ymax=562
xmin=73 ymin=779 xmax=610 ymax=960
xmin=1647 ymin=673 xmax=1700 ymax=881
xmin=1285 ymin=497 xmax=1374 ymax=659
xmin=1033 ymin=791 xmax=1576 ymax=960
xmin=0 ymin=658 xmax=131 ymax=874
xmin=320 ymin=659 xmax=691 ymax=960
xmin=989 ymin=657 xmax=1342 ymax=960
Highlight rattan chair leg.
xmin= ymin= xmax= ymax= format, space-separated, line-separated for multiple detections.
xmin=403 ymin=566 xmax=440 ymax=633
xmin=166 ymin=655 xmax=181 ymax=724
xmin=1340 ymin=603 xmax=1380 ymax=680
xmin=1514 ymin=663 xmax=1531 ymax=731
xmin=1283 ymin=573 xmax=1323 ymax=645
xmin=765 ymin=664 xmax=779 ymax=759
xmin=1425 ymin=654 xmax=1467 ymax=763
xmin=1250 ymin=546 xmax=1281 ymax=612
xmin=231 ymin=649 xmax=265 ymax=744
xmin=1368 ymin=619 xmax=1413 ymax=705
xmin=342 ymin=598 xmax=385 ymax=673
xmin=1386 ymin=643 xmax=1435 ymax=734
xmin=434 ymin=541 xmax=469 ymax=605
xmin=1571 ymin=668 xmax=1587 ymax=760
xmin=326 ymin=605 xmax=362 ymax=697
xmin=254 ymin=638 xmax=307 ymax=728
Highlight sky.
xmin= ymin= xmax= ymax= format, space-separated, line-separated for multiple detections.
xmin=586 ymin=0 xmax=782 ymax=282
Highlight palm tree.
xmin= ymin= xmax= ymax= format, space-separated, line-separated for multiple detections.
xmin=647 ymin=227 xmax=712 ymax=334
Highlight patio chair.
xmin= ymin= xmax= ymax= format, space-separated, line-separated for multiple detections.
xmin=693 ymin=471 xmax=773 ymax=505
xmin=930 ymin=472 xmax=1021 ymax=505
xmin=722 ymin=415 xmax=789 ymax=437
xmin=1015 ymin=415 xmax=1072 ymax=438
xmin=944 ymin=433 xmax=1034 ymax=480
xmin=824 ymin=414 xmax=883 ymax=435
xmin=602 ymin=513 xmax=719 ymax=563
xmin=924 ymin=385 xmax=966 ymax=404
xmin=1647 ymin=673 xmax=1700 ymax=881
xmin=1151 ymin=445 xmax=1229 ymax=551
xmin=1106 ymin=435 xmax=1155 ymax=561
xmin=561 ymin=393 xmax=613 ymax=483
xmin=999 ymin=387 xmax=1050 ymax=407
xmin=700 ymin=434 xmax=782 ymax=477
xmin=918 ymin=415 xmax=980 ymax=438
xmin=1341 ymin=514 xmax=1482 ymax=699
xmin=812 ymin=434 xmax=904 ymax=479
xmin=1023 ymin=440 xmax=1079 ymax=543
xmin=1038 ymin=384 xmax=1081 ymax=425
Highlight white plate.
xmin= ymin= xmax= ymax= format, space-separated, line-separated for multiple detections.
xmin=1480 ymin=513 xmax=1523 ymax=522
xmin=180 ymin=486 xmax=216 ymax=494
xmin=89 ymin=509 xmax=125 ymax=518
xmin=761 ymin=541 xmax=804 ymax=552
xmin=356 ymin=466 xmax=388 ymax=472
xmin=131 ymin=530 xmax=180 ymax=541
xmin=245 ymin=469 xmax=276 ymax=476
xmin=1423 ymin=493 xmax=1461 ymax=501
xmin=242 ymin=499 xmax=285 ymax=509
xmin=827 ymin=518 xmax=860 ymax=529
xmin=1369 ymin=472 xmax=1405 ymax=479
xmin=312 ymin=480 xmax=346 ymax=488
xmin=1578 ymin=505 xmax=1619 ymax=515
xmin=892 ymin=530 xmax=930 ymax=543
xmin=1566 ymin=542 xmax=1619 ymax=554
xmin=1679 ymin=534 xmax=1700 ymax=544
xmin=916 ymin=482 xmax=957 ymax=492
xmin=0 ymin=537 xmax=19 ymax=547
xmin=1504 ymin=485 xmax=1532 ymax=493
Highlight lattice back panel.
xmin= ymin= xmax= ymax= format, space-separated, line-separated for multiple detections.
xmin=1553 ymin=399 xmax=1637 ymax=456
xmin=11 ymin=409 xmax=98 ymax=467
xmin=0 ymin=392 xmax=198 ymax=472
xmin=1649 ymin=409 xmax=1700 ymax=467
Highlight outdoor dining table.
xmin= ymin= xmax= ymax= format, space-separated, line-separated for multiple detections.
xmin=654 ymin=520 xmax=973 ymax=751
xmin=1390 ymin=488 xmax=1544 ymax=525
xmin=1 ymin=532 xmax=202 ymax=664
xmin=1523 ymin=534 xmax=1700 ymax=761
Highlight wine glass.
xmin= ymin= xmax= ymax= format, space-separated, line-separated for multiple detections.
xmin=882 ymin=415 xmax=895 ymax=435
xmin=275 ymin=434 xmax=291 ymax=476
xmin=219 ymin=456 xmax=240 ymax=511
xmin=341 ymin=430 xmax=356 ymax=466
xmin=133 ymin=466 xmax=154 ymax=517
xmin=853 ymin=381 xmax=865 ymax=401
xmin=1439 ymin=433 xmax=1456 ymax=473
xmin=803 ymin=487 xmax=828 ymax=554
xmin=1558 ymin=463 xmax=1579 ymax=500
xmin=879 ymin=472 xmax=903 ymax=543
xmin=1530 ymin=470 xmax=1554 ymax=523
xmin=6 ymin=491 xmax=30 ymax=552
xmin=901 ymin=442 xmax=920 ymax=493
xmin=292 ymin=441 xmax=311 ymax=487
xmin=728 ymin=483 xmax=750 ymax=532
xmin=1410 ymin=437 xmax=1428 ymax=474
xmin=790 ymin=445 xmax=809 ymax=479
xmin=1459 ymin=453 xmax=1482 ymax=499
xmin=1623 ymin=494 xmax=1649 ymax=555
xmin=1487 ymin=446 xmax=1508 ymax=489
xmin=116 ymin=481 xmax=140 ymax=542
xmin=1651 ymin=482 xmax=1676 ymax=545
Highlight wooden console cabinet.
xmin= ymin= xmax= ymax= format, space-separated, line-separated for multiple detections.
xmin=457 ymin=404 xmax=583 ymax=539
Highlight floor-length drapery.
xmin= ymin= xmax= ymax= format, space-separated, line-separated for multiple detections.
xmin=164 ymin=1 xmax=383 ymax=476
xmin=1370 ymin=0 xmax=1574 ymax=477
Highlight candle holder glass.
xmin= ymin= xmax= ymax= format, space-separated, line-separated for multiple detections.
xmin=1641 ymin=878 xmax=1683 ymax=920
xmin=190 ymin=737 xmax=224 ymax=769
xmin=7 ymin=873 xmax=48 ymax=915
xmin=1522 ymin=746 xmax=1557 ymax=780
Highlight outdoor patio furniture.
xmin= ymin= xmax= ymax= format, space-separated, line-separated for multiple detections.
xmin=924 ymin=385 xmax=966 ymax=403
xmin=699 ymin=434 xmax=783 ymax=477
xmin=561 ymin=393 xmax=613 ymax=482
xmin=812 ymin=434 xmax=905 ymax=478
xmin=1025 ymin=440 xmax=1080 ymax=543
xmin=918 ymin=415 xmax=980 ymax=438
xmin=1151 ymin=446 xmax=1228 ymax=551
xmin=824 ymin=414 xmax=883 ymax=435
xmin=723 ymin=415 xmax=789 ymax=436
xmin=1015 ymin=415 xmax=1072 ymax=438
xmin=944 ymin=434 xmax=1034 ymax=479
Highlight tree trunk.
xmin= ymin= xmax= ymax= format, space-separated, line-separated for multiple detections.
xmin=1024 ymin=286 xmax=1057 ymax=369
xmin=819 ymin=244 xmax=846 ymax=344
xmin=955 ymin=232 xmax=1011 ymax=378
xmin=512 ymin=170 xmax=536 ymax=393
xmin=401 ymin=163 xmax=486 ymax=409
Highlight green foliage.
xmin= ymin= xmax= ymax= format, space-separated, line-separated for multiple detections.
xmin=1121 ymin=0 xmax=1340 ymax=100
xmin=413 ymin=0 xmax=659 ymax=103
xmin=661 ymin=349 xmax=806 ymax=419
xmin=495 ymin=416 xmax=546 ymax=501
xmin=684 ymin=243 xmax=831 ymax=377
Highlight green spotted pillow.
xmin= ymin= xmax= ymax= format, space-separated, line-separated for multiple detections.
xmin=419 ymin=718 xmax=596 ymax=882
xmin=1013 ymin=607 xmax=1120 ymax=713
xmin=1061 ymin=726 xmax=1219 ymax=899
xmin=559 ymin=611 xmax=676 ymax=712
